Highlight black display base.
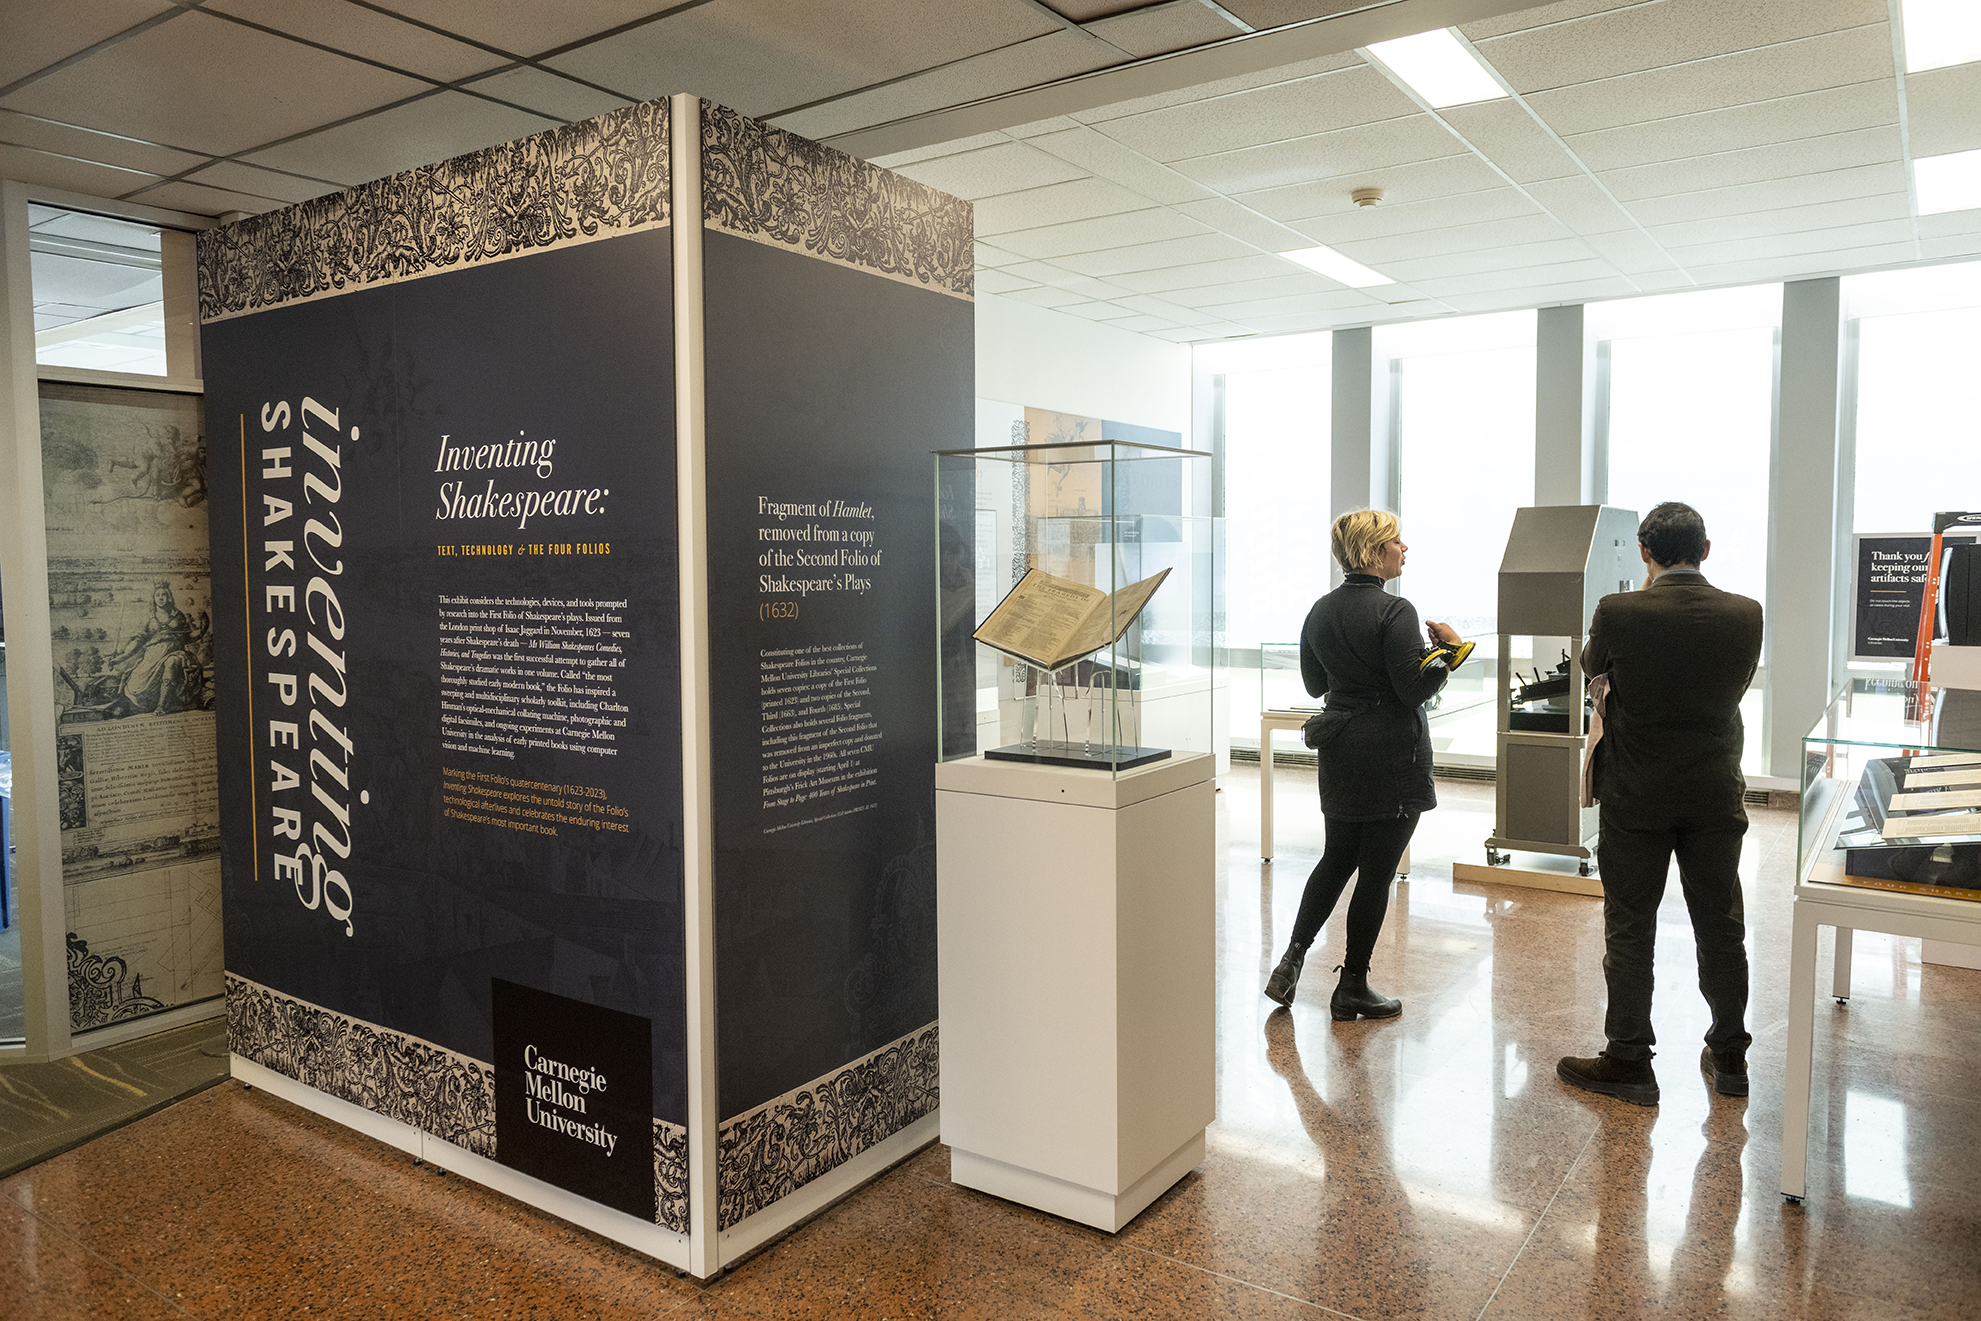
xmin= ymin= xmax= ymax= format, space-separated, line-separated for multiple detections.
xmin=983 ymin=741 xmax=1173 ymax=771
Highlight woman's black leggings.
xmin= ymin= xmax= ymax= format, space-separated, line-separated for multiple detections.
xmin=1288 ymin=813 xmax=1421 ymax=973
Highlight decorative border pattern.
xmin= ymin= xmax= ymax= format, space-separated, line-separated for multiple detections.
xmin=68 ymin=932 xmax=166 ymax=1030
xmin=700 ymin=101 xmax=973 ymax=301
xmin=227 ymin=975 xmax=690 ymax=1228
xmin=198 ymin=100 xmax=671 ymax=323
xmin=716 ymin=1021 xmax=938 ymax=1230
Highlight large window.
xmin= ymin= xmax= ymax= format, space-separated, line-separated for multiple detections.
xmin=29 ymin=206 xmax=170 ymax=376
xmin=1389 ymin=311 xmax=1536 ymax=637
xmin=1848 ymin=262 xmax=1981 ymax=538
xmin=1595 ymin=286 xmax=1779 ymax=610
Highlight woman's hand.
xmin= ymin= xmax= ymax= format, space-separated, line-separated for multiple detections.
xmin=1426 ymin=620 xmax=1461 ymax=646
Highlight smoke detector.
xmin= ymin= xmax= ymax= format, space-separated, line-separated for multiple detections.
xmin=1351 ymin=187 xmax=1384 ymax=208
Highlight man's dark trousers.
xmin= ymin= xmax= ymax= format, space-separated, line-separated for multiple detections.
xmin=1596 ymin=800 xmax=1752 ymax=1062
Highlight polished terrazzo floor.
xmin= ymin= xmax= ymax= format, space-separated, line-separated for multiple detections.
xmin=3 ymin=768 xmax=1979 ymax=1319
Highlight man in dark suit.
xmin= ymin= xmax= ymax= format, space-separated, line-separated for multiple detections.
xmin=1557 ymin=502 xmax=1765 ymax=1107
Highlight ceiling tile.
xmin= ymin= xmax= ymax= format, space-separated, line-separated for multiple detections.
xmin=549 ymin=0 xmax=1061 ymax=116
xmin=127 ymin=179 xmax=287 ymax=216
xmin=0 ymin=142 xmax=159 ymax=201
xmin=1085 ymin=0 xmax=1242 ymax=57
xmin=1407 ymin=257 xmax=1619 ymax=297
xmin=1025 ymin=126 xmax=1215 ymax=204
xmin=1072 ymin=50 xmax=1362 ymax=122
xmin=1057 ymin=300 xmax=1141 ymax=322
xmin=1562 ymin=81 xmax=1899 ymax=174
xmin=974 ymin=177 xmax=1160 ymax=235
xmin=1169 ymin=196 xmax=1310 ymax=251
xmin=1381 ymin=236 xmax=1602 ymax=283
xmin=779 ymin=30 xmax=1116 ymax=142
xmin=1459 ymin=0 xmax=1642 ymax=41
xmin=1578 ymin=228 xmax=1681 ymax=274
xmin=1244 ymin=155 xmax=1515 ymax=223
xmin=1157 ymin=270 xmax=1340 ymax=308
xmin=870 ymin=132 xmax=1011 ymax=168
xmin=999 ymin=283 xmax=1091 ymax=309
xmin=1112 ymin=292 xmax=1201 ymax=321
xmin=892 ymin=141 xmax=1091 ymax=201
xmin=1476 ymin=0 xmax=1889 ymax=95
xmin=1439 ymin=275 xmax=1639 ymax=311
xmin=1664 ymin=218 xmax=1917 ymax=268
xmin=1523 ymin=25 xmax=1896 ymax=138
xmin=244 ymin=90 xmax=558 ymax=186
xmin=1051 ymin=2 xmax=1158 ymax=20
xmin=990 ymin=207 xmax=1211 ymax=259
xmin=29 ymin=250 xmax=157 ymax=308
xmin=1331 ymin=213 xmax=1576 ymax=266
xmin=1918 ymin=212 xmax=1981 ymax=240
xmin=1620 ymin=161 xmax=1907 ymax=227
xmin=1596 ymin=125 xmax=1902 ymax=202
xmin=1680 ymin=240 xmax=1916 ymax=286
xmin=0 ymin=0 xmax=169 ymax=89
xmin=1107 ymin=254 xmax=1304 ymax=294
xmin=184 ymin=160 xmax=341 ymax=205
xmin=1176 ymin=118 xmax=1465 ymax=195
xmin=1244 ymin=305 xmax=1383 ymax=332
xmin=458 ymin=67 xmax=634 ymax=122
xmin=1198 ymin=288 xmax=1394 ymax=320
xmin=1284 ymin=186 xmax=1542 ymax=243
xmin=1004 ymin=116 xmax=1086 ymax=139
xmin=974 ymin=266 xmax=1043 ymax=294
xmin=1100 ymin=65 xmax=1420 ymax=163
xmin=1646 ymin=192 xmax=1911 ymax=249
xmin=1 ymin=9 xmax=430 ymax=157
xmin=1049 ymin=232 xmax=1259 ymax=276
xmin=975 ymin=241 xmax=1029 ymax=266
xmin=1905 ymin=63 xmax=1981 ymax=160
xmin=1920 ymin=235 xmax=1981 ymax=261
xmin=206 ymin=0 xmax=505 ymax=81
xmin=371 ymin=0 xmax=704 ymax=57
xmin=1217 ymin=0 xmax=1372 ymax=29
xmin=1105 ymin=312 xmax=1184 ymax=332
xmin=1521 ymin=174 xmax=1638 ymax=233
xmin=1439 ymin=100 xmax=1580 ymax=184
xmin=0 ymin=108 xmax=207 ymax=177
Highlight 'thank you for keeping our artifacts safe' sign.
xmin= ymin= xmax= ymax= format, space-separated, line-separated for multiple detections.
xmin=493 ymin=979 xmax=655 ymax=1220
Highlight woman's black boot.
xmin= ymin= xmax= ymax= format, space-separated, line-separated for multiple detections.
xmin=1330 ymin=966 xmax=1401 ymax=1021
xmin=1264 ymin=944 xmax=1307 ymax=1007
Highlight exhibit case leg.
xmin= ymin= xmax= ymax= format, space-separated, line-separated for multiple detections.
xmin=935 ymin=754 xmax=1215 ymax=1233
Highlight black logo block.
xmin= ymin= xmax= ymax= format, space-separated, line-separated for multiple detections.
xmin=493 ymin=978 xmax=654 ymax=1221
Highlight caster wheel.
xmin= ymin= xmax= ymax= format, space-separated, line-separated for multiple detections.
xmin=1784 ymin=1194 xmax=1803 ymax=1205
xmin=1834 ymin=997 xmax=1849 ymax=1006
xmin=1578 ymin=861 xmax=1592 ymax=877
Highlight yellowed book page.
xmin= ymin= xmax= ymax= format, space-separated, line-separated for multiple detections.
xmin=1906 ymin=753 xmax=1981 ymax=769
xmin=1059 ymin=568 xmax=1172 ymax=664
xmin=1881 ymin=812 xmax=1981 ymax=840
xmin=973 ymin=569 xmax=1103 ymax=667
xmin=1901 ymin=767 xmax=1981 ymax=788
xmin=1887 ymin=788 xmax=1981 ymax=811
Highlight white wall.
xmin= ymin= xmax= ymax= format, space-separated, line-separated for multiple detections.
xmin=975 ymin=292 xmax=1191 ymax=441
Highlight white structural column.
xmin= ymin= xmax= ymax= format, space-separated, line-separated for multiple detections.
xmin=1534 ymin=304 xmax=1601 ymax=507
xmin=1329 ymin=327 xmax=1393 ymax=587
xmin=1766 ymin=277 xmax=1847 ymax=777
xmin=669 ymin=95 xmax=721 ymax=1277
xmin=0 ymin=180 xmax=70 ymax=1062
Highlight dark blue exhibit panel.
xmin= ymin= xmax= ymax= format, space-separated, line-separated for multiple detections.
xmin=203 ymin=228 xmax=689 ymax=1129
xmin=701 ymin=231 xmax=971 ymax=1120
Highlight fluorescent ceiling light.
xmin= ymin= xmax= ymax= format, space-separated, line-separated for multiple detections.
xmin=1901 ymin=0 xmax=1981 ymax=73
xmin=1281 ymin=245 xmax=1394 ymax=288
xmin=1915 ymin=149 xmax=1981 ymax=215
xmin=1365 ymin=28 xmax=1507 ymax=108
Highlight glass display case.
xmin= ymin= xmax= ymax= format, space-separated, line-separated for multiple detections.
xmin=936 ymin=440 xmax=1216 ymax=776
xmin=1800 ymin=678 xmax=1981 ymax=898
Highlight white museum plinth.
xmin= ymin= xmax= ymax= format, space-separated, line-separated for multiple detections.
xmin=934 ymin=751 xmax=1215 ymax=1233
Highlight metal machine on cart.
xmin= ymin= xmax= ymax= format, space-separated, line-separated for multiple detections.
xmin=1484 ymin=505 xmax=1640 ymax=875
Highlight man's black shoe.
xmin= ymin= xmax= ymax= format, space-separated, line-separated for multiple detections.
xmin=1556 ymin=1052 xmax=1659 ymax=1106
xmin=1701 ymin=1046 xmax=1749 ymax=1096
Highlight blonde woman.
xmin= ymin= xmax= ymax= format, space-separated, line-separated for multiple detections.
xmin=1264 ymin=509 xmax=1467 ymax=1019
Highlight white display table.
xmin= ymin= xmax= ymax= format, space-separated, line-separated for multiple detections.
xmin=935 ymin=752 xmax=1214 ymax=1232
xmin=1259 ymin=710 xmax=1407 ymax=874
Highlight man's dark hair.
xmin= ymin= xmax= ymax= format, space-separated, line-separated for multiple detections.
xmin=1638 ymin=501 xmax=1707 ymax=568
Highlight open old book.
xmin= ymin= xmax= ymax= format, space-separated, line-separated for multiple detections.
xmin=973 ymin=566 xmax=1170 ymax=672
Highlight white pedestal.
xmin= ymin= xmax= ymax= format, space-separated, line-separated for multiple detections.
xmin=935 ymin=753 xmax=1215 ymax=1233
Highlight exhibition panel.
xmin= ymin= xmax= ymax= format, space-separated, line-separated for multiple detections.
xmin=197 ymin=93 xmax=971 ymax=1275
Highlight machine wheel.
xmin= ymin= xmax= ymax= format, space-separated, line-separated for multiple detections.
xmin=1578 ymin=860 xmax=1592 ymax=877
